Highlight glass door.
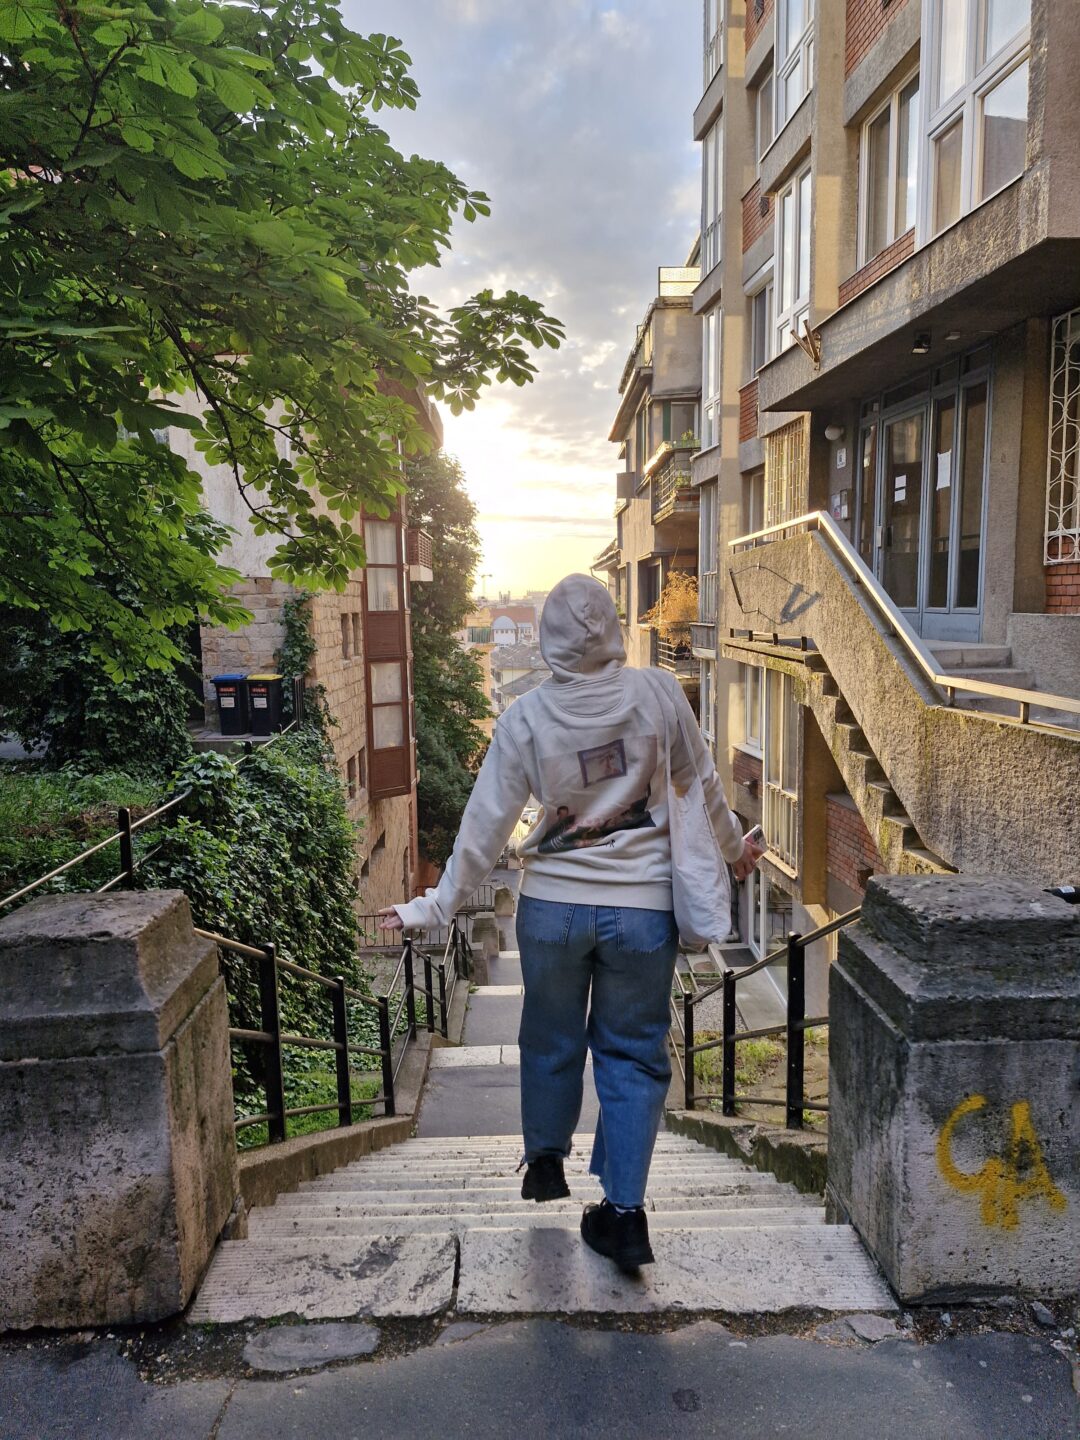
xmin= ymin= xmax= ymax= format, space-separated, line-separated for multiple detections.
xmin=880 ymin=410 xmax=926 ymax=617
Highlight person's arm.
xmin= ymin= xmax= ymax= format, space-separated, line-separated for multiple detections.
xmin=389 ymin=724 xmax=532 ymax=932
xmin=665 ymin=674 xmax=749 ymax=867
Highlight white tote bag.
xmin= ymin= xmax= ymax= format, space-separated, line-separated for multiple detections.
xmin=644 ymin=670 xmax=732 ymax=949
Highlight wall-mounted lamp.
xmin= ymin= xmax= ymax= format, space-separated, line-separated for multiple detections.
xmin=944 ymin=330 xmax=962 ymax=343
xmin=912 ymin=331 xmax=932 ymax=355
xmin=824 ymin=423 xmax=846 ymax=443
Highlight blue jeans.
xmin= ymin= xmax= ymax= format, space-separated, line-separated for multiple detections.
xmin=516 ymin=895 xmax=679 ymax=1209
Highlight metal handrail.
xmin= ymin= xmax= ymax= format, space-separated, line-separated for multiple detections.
xmin=730 ymin=510 xmax=1080 ymax=726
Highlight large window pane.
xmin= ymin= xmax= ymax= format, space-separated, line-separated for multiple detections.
xmin=798 ymin=171 xmax=812 ymax=294
xmin=370 ymin=661 xmax=403 ymax=704
xmin=895 ymin=78 xmax=919 ymax=235
xmin=858 ymin=423 xmax=878 ymax=566
xmin=865 ymin=107 xmax=892 ymax=259
xmin=933 ymin=118 xmax=964 ymax=234
xmin=937 ymin=0 xmax=970 ymax=108
xmin=373 ymin=706 xmax=404 ymax=750
xmin=366 ymin=568 xmax=399 ymax=611
xmin=929 ymin=397 xmax=956 ymax=608
xmin=882 ymin=412 xmax=925 ymax=609
xmin=365 ymin=520 xmax=398 ymax=565
xmin=956 ymin=381 xmax=987 ymax=607
xmin=757 ymin=73 xmax=774 ymax=157
xmin=984 ymin=0 xmax=1030 ymax=62
xmin=780 ymin=192 xmax=795 ymax=310
xmin=782 ymin=677 xmax=798 ymax=790
xmin=980 ymin=60 xmax=1028 ymax=200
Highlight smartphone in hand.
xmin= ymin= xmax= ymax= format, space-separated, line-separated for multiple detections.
xmin=744 ymin=823 xmax=765 ymax=849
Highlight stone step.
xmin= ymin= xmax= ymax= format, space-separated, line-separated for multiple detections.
xmin=296 ymin=1170 xmax=749 ymax=1195
xmin=455 ymin=1225 xmax=896 ymax=1316
xmin=283 ymin=1182 xmax=788 ymax=1208
xmin=323 ymin=1164 xmax=749 ymax=1183
xmin=187 ymin=1234 xmax=457 ymax=1323
xmin=328 ymin=1154 xmax=747 ymax=1172
xmin=248 ymin=1206 xmax=827 ymax=1237
xmin=380 ymin=1138 xmax=704 ymax=1155
xmin=928 ymin=642 xmax=1011 ymax=668
xmin=271 ymin=1185 xmax=811 ymax=1216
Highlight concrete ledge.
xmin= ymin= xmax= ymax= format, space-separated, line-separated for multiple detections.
xmin=239 ymin=1116 xmax=414 ymax=1211
xmin=667 ymin=1109 xmax=828 ymax=1197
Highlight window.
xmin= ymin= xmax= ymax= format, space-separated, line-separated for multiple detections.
xmin=352 ymin=612 xmax=362 ymax=658
xmin=370 ymin=661 xmax=405 ymax=749
xmin=743 ymin=662 xmax=763 ymax=752
xmin=704 ymin=0 xmax=723 ymax=85
xmin=638 ymin=560 xmax=662 ymax=620
xmin=615 ymin=564 xmax=630 ymax=619
xmin=749 ymin=278 xmax=774 ymax=376
xmin=765 ymin=419 xmax=808 ymax=527
xmin=340 ymin=613 xmax=351 ymax=659
xmin=700 ymin=661 xmax=716 ymax=751
xmin=346 ymin=755 xmax=358 ymax=799
xmin=1046 ymin=307 xmax=1080 ymax=566
xmin=744 ymin=468 xmax=766 ymax=534
xmin=921 ymin=0 xmax=1030 ymax=241
xmin=358 ymin=746 xmax=367 ymax=790
xmin=776 ymin=0 xmax=814 ymax=131
xmin=701 ymin=308 xmax=723 ymax=450
xmin=775 ymin=166 xmax=811 ymax=354
xmin=365 ymin=519 xmax=401 ymax=611
xmin=699 ymin=481 xmax=718 ymax=624
xmin=702 ymin=116 xmax=723 ymax=275
xmin=764 ymin=669 xmax=799 ymax=867
xmin=860 ymin=73 xmax=920 ymax=265
xmin=756 ymin=72 xmax=774 ymax=160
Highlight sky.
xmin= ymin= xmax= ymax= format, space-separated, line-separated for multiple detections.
xmin=345 ymin=0 xmax=701 ymax=597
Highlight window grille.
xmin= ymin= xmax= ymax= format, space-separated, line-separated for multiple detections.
xmin=1047 ymin=306 xmax=1080 ymax=565
xmin=764 ymin=418 xmax=808 ymax=528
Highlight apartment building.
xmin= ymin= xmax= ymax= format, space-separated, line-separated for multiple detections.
xmin=190 ymin=387 xmax=441 ymax=921
xmin=597 ymin=261 xmax=704 ymax=711
xmin=692 ymin=0 xmax=1079 ymax=1014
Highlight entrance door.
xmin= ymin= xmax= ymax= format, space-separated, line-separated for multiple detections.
xmin=856 ymin=353 xmax=990 ymax=641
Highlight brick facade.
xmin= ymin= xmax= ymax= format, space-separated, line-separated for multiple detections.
xmin=1045 ymin=562 xmax=1080 ymax=614
xmin=745 ymin=0 xmax=774 ymax=55
xmin=732 ymin=747 xmax=763 ymax=793
xmin=739 ymin=378 xmax=760 ymax=444
xmin=845 ymin=0 xmax=912 ymax=77
xmin=838 ymin=229 xmax=915 ymax=305
xmin=826 ymin=794 xmax=881 ymax=893
xmin=742 ymin=180 xmax=773 ymax=254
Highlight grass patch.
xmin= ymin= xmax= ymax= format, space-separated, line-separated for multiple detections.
xmin=236 ymin=1069 xmax=382 ymax=1150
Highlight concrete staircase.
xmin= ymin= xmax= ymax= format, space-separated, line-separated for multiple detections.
xmin=189 ymin=953 xmax=896 ymax=1323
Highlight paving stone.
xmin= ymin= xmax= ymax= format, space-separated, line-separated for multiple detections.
xmin=456 ymin=1226 xmax=896 ymax=1315
xmin=243 ymin=1321 xmax=380 ymax=1371
xmin=434 ymin=1320 xmax=491 ymax=1346
xmin=187 ymin=1235 xmax=457 ymax=1322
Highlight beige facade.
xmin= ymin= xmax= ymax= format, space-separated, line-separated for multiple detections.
xmin=598 ymin=264 xmax=704 ymax=710
xmin=691 ymin=0 xmax=1080 ymax=1006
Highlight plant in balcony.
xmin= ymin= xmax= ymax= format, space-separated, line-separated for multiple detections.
xmin=640 ymin=570 xmax=698 ymax=650
xmin=676 ymin=429 xmax=701 ymax=451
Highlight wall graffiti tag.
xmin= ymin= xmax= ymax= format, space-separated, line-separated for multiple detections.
xmin=935 ymin=1095 xmax=1068 ymax=1230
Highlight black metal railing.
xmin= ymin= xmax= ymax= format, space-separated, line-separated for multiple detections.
xmin=672 ymin=907 xmax=861 ymax=1128
xmin=0 ymin=677 xmax=306 ymax=914
xmin=207 ymin=915 xmax=474 ymax=1146
xmin=651 ymin=452 xmax=697 ymax=523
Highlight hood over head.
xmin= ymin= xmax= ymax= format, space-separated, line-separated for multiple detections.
xmin=540 ymin=574 xmax=626 ymax=683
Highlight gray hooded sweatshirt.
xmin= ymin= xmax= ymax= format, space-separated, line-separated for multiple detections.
xmin=394 ymin=574 xmax=745 ymax=931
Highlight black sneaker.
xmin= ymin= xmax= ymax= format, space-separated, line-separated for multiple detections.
xmin=520 ymin=1154 xmax=571 ymax=1202
xmin=580 ymin=1199 xmax=654 ymax=1272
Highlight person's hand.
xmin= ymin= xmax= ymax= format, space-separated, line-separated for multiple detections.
xmin=732 ymin=838 xmax=764 ymax=883
xmin=377 ymin=906 xmax=405 ymax=932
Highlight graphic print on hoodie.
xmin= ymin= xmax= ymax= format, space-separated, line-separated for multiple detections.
xmin=535 ymin=732 xmax=658 ymax=854
xmin=538 ymin=731 xmax=665 ymax=852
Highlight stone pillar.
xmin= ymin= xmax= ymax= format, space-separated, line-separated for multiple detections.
xmin=469 ymin=911 xmax=500 ymax=986
xmin=0 ymin=891 xmax=239 ymax=1329
xmin=829 ymin=874 xmax=1079 ymax=1303
xmin=493 ymin=886 xmax=515 ymax=952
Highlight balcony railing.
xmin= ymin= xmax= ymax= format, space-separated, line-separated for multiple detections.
xmin=406 ymin=528 xmax=433 ymax=571
xmin=763 ymin=783 xmax=798 ymax=870
xmin=690 ymin=622 xmax=716 ymax=654
xmin=651 ymin=629 xmax=698 ymax=680
xmin=699 ymin=569 xmax=718 ymax=624
xmin=658 ymin=266 xmax=701 ymax=298
xmin=651 ymin=451 xmax=698 ymax=523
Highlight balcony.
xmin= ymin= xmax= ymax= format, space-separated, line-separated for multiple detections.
xmin=649 ymin=446 xmax=698 ymax=526
xmin=650 ymin=628 xmax=698 ymax=684
xmin=691 ymin=570 xmax=718 ymax=656
xmin=658 ymin=266 xmax=701 ymax=298
xmin=406 ymin=528 xmax=433 ymax=583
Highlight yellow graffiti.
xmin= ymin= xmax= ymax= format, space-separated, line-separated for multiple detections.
xmin=936 ymin=1095 xmax=1068 ymax=1229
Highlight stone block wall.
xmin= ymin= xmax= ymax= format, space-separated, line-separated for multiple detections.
xmin=844 ymin=0 xmax=913 ymax=76
xmin=199 ymin=578 xmax=292 ymax=721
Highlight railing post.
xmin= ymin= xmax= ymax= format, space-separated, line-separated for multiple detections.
xmin=404 ymin=938 xmax=417 ymax=1037
xmin=117 ymin=807 xmax=134 ymax=887
xmin=786 ymin=933 xmax=805 ymax=1129
xmin=258 ymin=943 xmax=287 ymax=1144
xmin=423 ymin=950 xmax=435 ymax=1034
xmin=378 ymin=994 xmax=396 ymax=1118
xmin=721 ymin=970 xmax=737 ymax=1117
xmin=683 ymin=992 xmax=695 ymax=1111
xmin=437 ymin=961 xmax=448 ymax=1039
xmin=331 ymin=976 xmax=353 ymax=1128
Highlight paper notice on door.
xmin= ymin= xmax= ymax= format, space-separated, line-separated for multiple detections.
xmin=894 ymin=473 xmax=907 ymax=502
xmin=936 ymin=451 xmax=952 ymax=490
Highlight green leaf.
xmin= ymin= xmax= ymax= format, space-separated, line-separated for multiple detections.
xmin=0 ymin=0 xmax=50 ymax=42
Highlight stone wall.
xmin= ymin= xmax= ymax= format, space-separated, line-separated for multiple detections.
xmin=199 ymin=577 xmax=292 ymax=721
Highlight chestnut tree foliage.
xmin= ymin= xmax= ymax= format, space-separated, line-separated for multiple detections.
xmin=0 ymin=0 xmax=562 ymax=674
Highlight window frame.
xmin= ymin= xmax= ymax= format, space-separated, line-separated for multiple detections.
xmin=776 ymin=0 xmax=814 ymax=133
xmin=918 ymin=0 xmax=1030 ymax=246
xmin=756 ymin=70 xmax=775 ymax=162
xmin=701 ymin=306 xmax=723 ymax=452
xmin=704 ymin=0 xmax=723 ymax=86
xmin=747 ymin=268 xmax=775 ymax=378
xmin=702 ymin=114 xmax=724 ymax=276
xmin=774 ymin=164 xmax=812 ymax=355
xmin=742 ymin=661 xmax=763 ymax=755
xmin=858 ymin=68 xmax=921 ymax=268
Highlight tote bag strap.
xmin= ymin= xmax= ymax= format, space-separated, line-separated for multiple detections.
xmin=641 ymin=666 xmax=704 ymax=793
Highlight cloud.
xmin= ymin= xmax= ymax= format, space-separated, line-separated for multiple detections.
xmin=343 ymin=0 xmax=700 ymax=592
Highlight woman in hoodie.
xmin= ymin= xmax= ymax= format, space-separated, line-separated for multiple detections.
xmin=380 ymin=573 xmax=761 ymax=1273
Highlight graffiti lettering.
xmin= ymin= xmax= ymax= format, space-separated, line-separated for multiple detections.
xmin=936 ymin=1095 xmax=1067 ymax=1229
